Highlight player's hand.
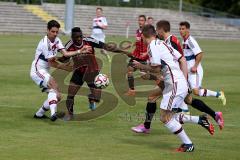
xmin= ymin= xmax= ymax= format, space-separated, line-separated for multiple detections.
xmin=80 ymin=45 xmax=92 ymax=54
xmin=132 ymin=60 xmax=141 ymax=69
xmin=190 ymin=66 xmax=197 ymax=73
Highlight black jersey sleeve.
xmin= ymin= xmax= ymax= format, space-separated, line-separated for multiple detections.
xmin=83 ymin=37 xmax=105 ymax=49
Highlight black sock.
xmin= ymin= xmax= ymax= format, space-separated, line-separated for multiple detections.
xmin=66 ymin=96 xmax=74 ymax=115
xmin=144 ymin=102 xmax=157 ymax=129
xmin=128 ymin=76 xmax=134 ymax=90
xmin=191 ymin=98 xmax=216 ymax=119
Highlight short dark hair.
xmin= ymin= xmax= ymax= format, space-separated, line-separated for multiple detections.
xmin=47 ymin=20 xmax=60 ymax=30
xmin=147 ymin=16 xmax=153 ymax=20
xmin=96 ymin=7 xmax=103 ymax=11
xmin=142 ymin=24 xmax=156 ymax=38
xmin=71 ymin=27 xmax=83 ymax=37
xmin=179 ymin=21 xmax=190 ymax=29
xmin=156 ymin=20 xmax=170 ymax=32
xmin=138 ymin=15 xmax=146 ymax=21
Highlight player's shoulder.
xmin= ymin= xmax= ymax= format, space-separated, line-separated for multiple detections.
xmin=170 ymin=35 xmax=180 ymax=42
xmin=188 ymin=35 xmax=199 ymax=47
xmin=83 ymin=37 xmax=102 ymax=46
xmin=65 ymin=39 xmax=74 ymax=49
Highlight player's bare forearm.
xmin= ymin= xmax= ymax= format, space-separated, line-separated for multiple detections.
xmin=48 ymin=59 xmax=73 ymax=72
xmin=61 ymin=46 xmax=92 ymax=57
xmin=179 ymin=56 xmax=188 ymax=80
xmin=133 ymin=60 xmax=160 ymax=73
xmin=194 ymin=52 xmax=203 ymax=67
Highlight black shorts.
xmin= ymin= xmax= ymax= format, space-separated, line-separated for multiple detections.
xmin=70 ymin=70 xmax=99 ymax=88
xmin=127 ymin=57 xmax=147 ymax=71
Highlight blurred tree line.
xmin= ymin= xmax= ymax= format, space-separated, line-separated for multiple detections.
xmin=185 ymin=0 xmax=240 ymax=16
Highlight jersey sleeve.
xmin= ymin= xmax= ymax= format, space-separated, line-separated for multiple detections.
xmin=149 ymin=43 xmax=161 ymax=66
xmin=102 ymin=17 xmax=108 ymax=26
xmin=188 ymin=37 xmax=202 ymax=56
xmin=170 ymin=36 xmax=184 ymax=55
xmin=84 ymin=37 xmax=105 ymax=48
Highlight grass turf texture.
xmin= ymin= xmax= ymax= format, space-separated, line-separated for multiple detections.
xmin=0 ymin=34 xmax=240 ymax=160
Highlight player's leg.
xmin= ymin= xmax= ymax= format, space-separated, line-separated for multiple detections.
xmin=30 ymin=68 xmax=60 ymax=121
xmin=65 ymin=70 xmax=84 ymax=119
xmin=160 ymin=109 xmax=194 ymax=152
xmin=125 ymin=59 xmax=136 ymax=96
xmin=185 ymin=95 xmax=224 ymax=130
xmin=160 ymin=82 xmax=194 ymax=152
xmin=173 ymin=110 xmax=214 ymax=135
xmin=86 ymin=71 xmax=102 ymax=111
xmin=190 ymin=69 xmax=226 ymax=105
xmin=47 ymin=77 xmax=62 ymax=121
xmin=131 ymin=87 xmax=162 ymax=133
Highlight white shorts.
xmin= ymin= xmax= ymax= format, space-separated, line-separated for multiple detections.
xmin=30 ymin=62 xmax=51 ymax=88
xmin=160 ymin=81 xmax=188 ymax=111
xmin=91 ymin=33 xmax=105 ymax=43
xmin=188 ymin=66 xmax=203 ymax=89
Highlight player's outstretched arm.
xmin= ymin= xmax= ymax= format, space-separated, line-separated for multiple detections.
xmin=132 ymin=60 xmax=160 ymax=73
xmin=103 ymin=43 xmax=132 ymax=57
xmin=60 ymin=46 xmax=92 ymax=57
xmin=48 ymin=57 xmax=73 ymax=72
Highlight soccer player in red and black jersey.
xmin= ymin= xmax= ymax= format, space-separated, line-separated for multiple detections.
xmin=125 ymin=15 xmax=149 ymax=96
xmin=61 ymin=27 xmax=129 ymax=119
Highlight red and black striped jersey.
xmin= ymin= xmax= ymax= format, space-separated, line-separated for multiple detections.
xmin=65 ymin=37 xmax=104 ymax=73
xmin=132 ymin=28 xmax=148 ymax=61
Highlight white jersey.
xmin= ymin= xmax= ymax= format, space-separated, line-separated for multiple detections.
xmin=91 ymin=17 xmax=108 ymax=36
xmin=182 ymin=35 xmax=203 ymax=72
xmin=148 ymin=39 xmax=185 ymax=84
xmin=32 ymin=36 xmax=64 ymax=71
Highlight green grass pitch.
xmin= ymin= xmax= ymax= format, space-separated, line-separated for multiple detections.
xmin=0 ymin=34 xmax=240 ymax=160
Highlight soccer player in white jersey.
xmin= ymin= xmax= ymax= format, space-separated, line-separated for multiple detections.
xmin=91 ymin=7 xmax=110 ymax=61
xmin=156 ymin=20 xmax=223 ymax=130
xmin=134 ymin=24 xmax=195 ymax=152
xmin=30 ymin=20 xmax=91 ymax=121
xmin=179 ymin=21 xmax=226 ymax=107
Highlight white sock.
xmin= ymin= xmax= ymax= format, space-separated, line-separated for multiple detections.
xmin=48 ymin=91 xmax=58 ymax=116
xmin=174 ymin=113 xmax=199 ymax=124
xmin=36 ymin=99 xmax=49 ymax=117
xmin=165 ymin=117 xmax=192 ymax=144
xmin=177 ymin=129 xmax=192 ymax=144
xmin=199 ymin=89 xmax=218 ymax=97
xmin=180 ymin=102 xmax=189 ymax=112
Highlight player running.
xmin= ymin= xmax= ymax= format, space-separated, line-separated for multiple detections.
xmin=61 ymin=27 xmax=130 ymax=120
xmin=125 ymin=15 xmax=149 ymax=96
xmin=31 ymin=20 xmax=91 ymax=121
xmin=179 ymin=21 xmax=226 ymax=106
xmin=134 ymin=24 xmax=196 ymax=152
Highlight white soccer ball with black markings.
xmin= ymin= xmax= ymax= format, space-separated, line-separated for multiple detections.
xmin=94 ymin=73 xmax=110 ymax=89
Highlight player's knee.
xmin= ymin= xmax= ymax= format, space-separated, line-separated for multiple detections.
xmin=192 ymin=89 xmax=199 ymax=96
xmin=184 ymin=95 xmax=192 ymax=104
xmin=48 ymin=89 xmax=60 ymax=101
xmin=148 ymin=96 xmax=158 ymax=103
xmin=160 ymin=110 xmax=173 ymax=124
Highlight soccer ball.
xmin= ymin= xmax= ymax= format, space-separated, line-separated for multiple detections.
xmin=94 ymin=73 xmax=110 ymax=89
